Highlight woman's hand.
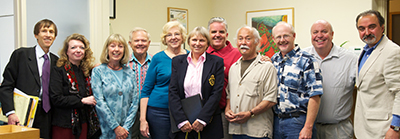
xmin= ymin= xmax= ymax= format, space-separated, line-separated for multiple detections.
xmin=192 ymin=120 xmax=204 ymax=133
xmin=140 ymin=120 xmax=150 ymax=138
xmin=81 ymin=96 xmax=96 ymax=105
xmin=114 ymin=126 xmax=129 ymax=139
xmin=180 ymin=122 xmax=193 ymax=133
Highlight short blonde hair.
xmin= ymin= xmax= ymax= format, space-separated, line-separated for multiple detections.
xmin=160 ymin=21 xmax=187 ymax=45
xmin=187 ymin=26 xmax=211 ymax=47
xmin=100 ymin=34 xmax=130 ymax=65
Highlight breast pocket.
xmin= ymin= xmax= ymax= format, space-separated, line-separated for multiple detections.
xmin=245 ymin=80 xmax=261 ymax=97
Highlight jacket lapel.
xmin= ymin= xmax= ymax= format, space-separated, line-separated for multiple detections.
xmin=357 ymin=36 xmax=386 ymax=87
xmin=28 ymin=46 xmax=40 ymax=86
xmin=202 ymin=54 xmax=213 ymax=85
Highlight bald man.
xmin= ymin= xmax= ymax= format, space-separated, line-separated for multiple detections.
xmin=304 ymin=20 xmax=357 ymax=139
xmin=271 ymin=22 xmax=323 ymax=139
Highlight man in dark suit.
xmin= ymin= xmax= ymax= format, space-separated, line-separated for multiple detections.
xmin=0 ymin=19 xmax=59 ymax=139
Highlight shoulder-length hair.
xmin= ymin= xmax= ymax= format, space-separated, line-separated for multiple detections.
xmin=57 ymin=33 xmax=94 ymax=77
xmin=100 ymin=34 xmax=130 ymax=65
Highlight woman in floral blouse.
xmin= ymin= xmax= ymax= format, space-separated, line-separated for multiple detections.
xmin=91 ymin=34 xmax=139 ymax=139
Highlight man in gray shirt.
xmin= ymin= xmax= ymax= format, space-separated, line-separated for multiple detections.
xmin=304 ymin=20 xmax=357 ymax=139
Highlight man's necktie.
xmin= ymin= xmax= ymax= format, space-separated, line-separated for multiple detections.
xmin=42 ymin=54 xmax=51 ymax=113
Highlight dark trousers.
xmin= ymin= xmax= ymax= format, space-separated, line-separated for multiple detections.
xmin=33 ymin=102 xmax=52 ymax=139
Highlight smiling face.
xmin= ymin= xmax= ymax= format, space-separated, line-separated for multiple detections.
xmin=67 ymin=39 xmax=85 ymax=65
xmin=35 ymin=25 xmax=56 ymax=51
xmin=311 ymin=21 xmax=334 ymax=50
xmin=272 ymin=23 xmax=296 ymax=56
xmin=357 ymin=14 xmax=384 ymax=47
xmin=189 ymin=34 xmax=208 ymax=57
xmin=209 ymin=22 xmax=228 ymax=50
xmin=236 ymin=27 xmax=257 ymax=60
xmin=165 ymin=27 xmax=183 ymax=49
xmin=129 ymin=31 xmax=150 ymax=57
xmin=107 ymin=42 xmax=124 ymax=63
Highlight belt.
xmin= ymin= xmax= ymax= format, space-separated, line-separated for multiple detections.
xmin=316 ymin=118 xmax=350 ymax=125
xmin=278 ymin=111 xmax=304 ymax=118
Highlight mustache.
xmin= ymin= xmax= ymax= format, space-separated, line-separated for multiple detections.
xmin=240 ymin=45 xmax=250 ymax=49
xmin=363 ymin=34 xmax=376 ymax=40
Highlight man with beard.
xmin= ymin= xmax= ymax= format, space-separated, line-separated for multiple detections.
xmin=304 ymin=20 xmax=357 ymax=139
xmin=354 ymin=10 xmax=400 ymax=139
xmin=271 ymin=22 xmax=323 ymax=139
xmin=225 ymin=26 xmax=277 ymax=139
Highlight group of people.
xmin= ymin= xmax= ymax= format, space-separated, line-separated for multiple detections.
xmin=0 ymin=9 xmax=399 ymax=139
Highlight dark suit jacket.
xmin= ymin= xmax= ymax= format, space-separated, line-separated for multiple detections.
xmin=0 ymin=46 xmax=58 ymax=138
xmin=169 ymin=53 xmax=224 ymax=139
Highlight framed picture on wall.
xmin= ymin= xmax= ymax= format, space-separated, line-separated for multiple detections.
xmin=168 ymin=7 xmax=188 ymax=30
xmin=246 ymin=7 xmax=294 ymax=57
xmin=109 ymin=0 xmax=116 ymax=19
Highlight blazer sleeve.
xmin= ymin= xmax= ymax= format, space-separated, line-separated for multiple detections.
xmin=197 ymin=56 xmax=224 ymax=124
xmin=384 ymin=48 xmax=400 ymax=115
xmin=169 ymin=56 xmax=187 ymax=126
xmin=49 ymin=66 xmax=84 ymax=108
xmin=0 ymin=50 xmax=20 ymax=114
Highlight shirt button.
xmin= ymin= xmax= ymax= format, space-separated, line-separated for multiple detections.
xmin=118 ymin=92 xmax=122 ymax=96
xmin=236 ymin=106 xmax=238 ymax=108
xmin=237 ymin=94 xmax=239 ymax=97
xmin=239 ymin=83 xmax=242 ymax=85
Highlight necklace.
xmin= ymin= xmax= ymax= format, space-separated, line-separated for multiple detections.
xmin=107 ymin=64 xmax=122 ymax=70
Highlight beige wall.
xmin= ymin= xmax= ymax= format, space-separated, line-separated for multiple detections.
xmin=110 ymin=0 xmax=386 ymax=55
xmin=109 ymin=0 xmax=212 ymax=54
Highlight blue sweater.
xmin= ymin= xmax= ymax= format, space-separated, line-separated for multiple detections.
xmin=141 ymin=50 xmax=188 ymax=108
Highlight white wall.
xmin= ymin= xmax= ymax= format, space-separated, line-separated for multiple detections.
xmin=0 ymin=0 xmax=15 ymax=82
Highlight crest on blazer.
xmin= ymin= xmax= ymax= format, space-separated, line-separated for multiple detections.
xmin=209 ymin=75 xmax=215 ymax=86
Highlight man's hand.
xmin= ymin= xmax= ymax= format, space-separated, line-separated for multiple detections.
xmin=230 ymin=111 xmax=251 ymax=124
xmin=192 ymin=120 xmax=204 ymax=133
xmin=140 ymin=120 xmax=150 ymax=138
xmin=385 ymin=128 xmax=400 ymax=139
xmin=260 ymin=55 xmax=271 ymax=62
xmin=7 ymin=113 xmax=20 ymax=125
xmin=299 ymin=126 xmax=313 ymax=139
xmin=180 ymin=122 xmax=193 ymax=133
xmin=114 ymin=126 xmax=129 ymax=139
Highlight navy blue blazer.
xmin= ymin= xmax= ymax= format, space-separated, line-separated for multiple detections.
xmin=169 ymin=52 xmax=224 ymax=139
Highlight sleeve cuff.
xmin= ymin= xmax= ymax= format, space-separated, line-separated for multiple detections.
xmin=177 ymin=120 xmax=189 ymax=129
xmin=196 ymin=119 xmax=207 ymax=127
xmin=6 ymin=111 xmax=15 ymax=117
xmin=391 ymin=114 xmax=400 ymax=127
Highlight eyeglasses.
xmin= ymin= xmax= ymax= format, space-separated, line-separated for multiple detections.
xmin=274 ymin=34 xmax=292 ymax=40
xmin=166 ymin=33 xmax=181 ymax=38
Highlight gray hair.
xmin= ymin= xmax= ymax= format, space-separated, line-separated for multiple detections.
xmin=234 ymin=25 xmax=261 ymax=49
xmin=129 ymin=27 xmax=150 ymax=41
xmin=207 ymin=17 xmax=228 ymax=31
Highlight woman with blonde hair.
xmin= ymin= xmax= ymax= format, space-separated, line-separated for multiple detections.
xmin=50 ymin=33 xmax=101 ymax=139
xmin=140 ymin=21 xmax=189 ymax=139
xmin=91 ymin=34 xmax=139 ymax=139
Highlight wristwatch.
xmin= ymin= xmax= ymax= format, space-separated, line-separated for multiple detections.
xmin=249 ymin=110 xmax=255 ymax=118
xmin=390 ymin=125 xmax=400 ymax=132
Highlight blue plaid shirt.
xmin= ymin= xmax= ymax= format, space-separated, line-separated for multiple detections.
xmin=271 ymin=46 xmax=323 ymax=114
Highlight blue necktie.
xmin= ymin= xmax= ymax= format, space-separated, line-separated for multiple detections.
xmin=42 ymin=54 xmax=51 ymax=113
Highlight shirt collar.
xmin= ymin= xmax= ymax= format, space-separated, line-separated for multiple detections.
xmin=206 ymin=41 xmax=233 ymax=54
xmin=309 ymin=43 xmax=339 ymax=60
xmin=187 ymin=52 xmax=206 ymax=63
xmin=35 ymin=44 xmax=47 ymax=58
xmin=129 ymin=52 xmax=152 ymax=64
xmin=279 ymin=45 xmax=300 ymax=59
